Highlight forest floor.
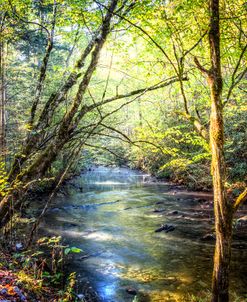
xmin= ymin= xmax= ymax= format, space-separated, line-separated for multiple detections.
xmin=0 ymin=254 xmax=60 ymax=302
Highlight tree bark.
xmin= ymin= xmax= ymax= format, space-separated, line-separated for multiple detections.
xmin=208 ymin=1 xmax=233 ymax=301
xmin=0 ymin=13 xmax=6 ymax=162
xmin=0 ymin=40 xmax=6 ymax=160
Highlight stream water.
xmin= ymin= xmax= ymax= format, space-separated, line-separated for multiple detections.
xmin=41 ymin=166 xmax=247 ymax=302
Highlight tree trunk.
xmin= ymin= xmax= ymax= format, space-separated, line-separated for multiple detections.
xmin=7 ymin=1 xmax=115 ymax=182
xmin=210 ymin=92 xmax=233 ymax=301
xmin=208 ymin=0 xmax=233 ymax=301
xmin=0 ymin=39 xmax=6 ymax=161
xmin=0 ymin=0 xmax=120 ymax=227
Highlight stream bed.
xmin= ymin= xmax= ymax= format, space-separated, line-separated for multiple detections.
xmin=40 ymin=166 xmax=247 ymax=302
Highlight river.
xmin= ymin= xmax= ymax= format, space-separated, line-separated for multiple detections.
xmin=41 ymin=166 xmax=247 ymax=302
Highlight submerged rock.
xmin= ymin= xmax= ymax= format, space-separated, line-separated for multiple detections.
xmin=201 ymin=233 xmax=215 ymax=241
xmin=126 ymin=287 xmax=137 ymax=295
xmin=63 ymin=222 xmax=78 ymax=227
xmin=155 ymin=201 xmax=164 ymax=205
xmin=155 ymin=224 xmax=175 ymax=233
xmin=153 ymin=208 xmax=165 ymax=213
xmin=167 ymin=210 xmax=178 ymax=215
xmin=236 ymin=215 xmax=247 ymax=227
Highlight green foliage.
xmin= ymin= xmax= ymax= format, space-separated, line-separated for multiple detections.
xmin=0 ymin=162 xmax=8 ymax=197
xmin=59 ymin=272 xmax=77 ymax=302
xmin=3 ymin=0 xmax=246 ymax=193
xmin=9 ymin=236 xmax=82 ymax=300
xmin=225 ymin=104 xmax=247 ymax=183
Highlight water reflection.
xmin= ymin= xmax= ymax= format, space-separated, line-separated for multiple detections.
xmin=41 ymin=166 xmax=247 ymax=301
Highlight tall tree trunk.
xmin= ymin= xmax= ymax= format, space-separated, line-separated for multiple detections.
xmin=0 ymin=39 xmax=6 ymax=162
xmin=208 ymin=0 xmax=233 ymax=301
xmin=194 ymin=1 xmax=244 ymax=299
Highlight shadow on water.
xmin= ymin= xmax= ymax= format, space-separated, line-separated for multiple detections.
xmin=39 ymin=166 xmax=247 ymax=301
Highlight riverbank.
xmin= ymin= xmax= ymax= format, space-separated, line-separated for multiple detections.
xmin=0 ymin=240 xmax=73 ymax=301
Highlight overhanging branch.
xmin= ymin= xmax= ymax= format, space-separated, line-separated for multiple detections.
xmin=86 ymin=76 xmax=188 ymax=112
xmin=234 ymin=188 xmax=247 ymax=212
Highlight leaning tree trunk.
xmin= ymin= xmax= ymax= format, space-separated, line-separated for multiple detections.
xmin=0 ymin=0 xmax=120 ymax=227
xmin=208 ymin=0 xmax=233 ymax=301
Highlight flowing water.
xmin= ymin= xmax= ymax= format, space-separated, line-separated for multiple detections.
xmin=41 ymin=166 xmax=247 ymax=302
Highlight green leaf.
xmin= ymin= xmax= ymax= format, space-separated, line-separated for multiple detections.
xmin=70 ymin=247 xmax=82 ymax=253
xmin=64 ymin=246 xmax=82 ymax=255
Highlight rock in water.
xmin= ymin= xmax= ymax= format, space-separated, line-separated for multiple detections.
xmin=155 ymin=225 xmax=165 ymax=232
xmin=167 ymin=210 xmax=178 ymax=215
xmin=155 ymin=224 xmax=175 ymax=233
xmin=165 ymin=225 xmax=175 ymax=233
xmin=236 ymin=215 xmax=247 ymax=227
xmin=153 ymin=208 xmax=165 ymax=213
xmin=201 ymin=233 xmax=215 ymax=241
xmin=126 ymin=287 xmax=137 ymax=295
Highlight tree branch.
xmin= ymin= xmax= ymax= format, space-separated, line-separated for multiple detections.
xmin=224 ymin=43 xmax=247 ymax=106
xmin=233 ymin=188 xmax=247 ymax=212
xmin=85 ymin=76 xmax=188 ymax=113
xmin=30 ymin=0 xmax=57 ymax=125
xmin=176 ymin=111 xmax=209 ymax=142
xmin=8 ymin=0 xmax=50 ymax=36
xmin=194 ymin=56 xmax=211 ymax=77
